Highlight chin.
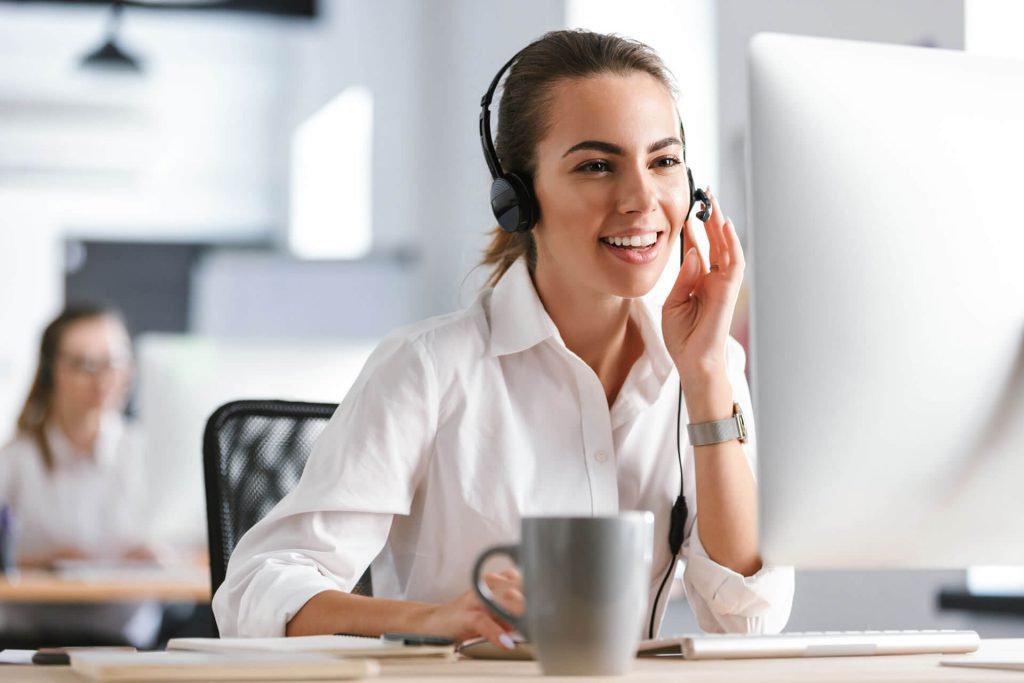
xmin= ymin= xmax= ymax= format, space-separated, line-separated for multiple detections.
xmin=603 ymin=268 xmax=662 ymax=299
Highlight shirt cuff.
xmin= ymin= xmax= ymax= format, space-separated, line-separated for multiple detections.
xmin=682 ymin=522 xmax=795 ymax=633
xmin=235 ymin=559 xmax=346 ymax=638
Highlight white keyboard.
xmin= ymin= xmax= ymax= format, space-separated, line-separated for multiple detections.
xmin=639 ymin=629 xmax=980 ymax=660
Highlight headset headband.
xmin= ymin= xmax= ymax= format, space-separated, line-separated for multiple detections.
xmin=479 ymin=47 xmax=526 ymax=181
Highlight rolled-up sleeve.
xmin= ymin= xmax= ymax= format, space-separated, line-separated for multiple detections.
xmin=678 ymin=337 xmax=795 ymax=634
xmin=682 ymin=521 xmax=794 ymax=633
xmin=211 ymin=332 xmax=438 ymax=637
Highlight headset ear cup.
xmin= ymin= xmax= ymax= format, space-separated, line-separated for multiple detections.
xmin=490 ymin=173 xmax=536 ymax=233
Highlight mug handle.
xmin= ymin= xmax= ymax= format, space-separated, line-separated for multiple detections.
xmin=472 ymin=544 xmax=527 ymax=636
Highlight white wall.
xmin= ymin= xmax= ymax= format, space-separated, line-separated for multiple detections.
xmin=714 ymin=0 xmax=965 ymax=247
xmin=409 ymin=0 xmax=567 ymax=316
xmin=966 ymin=0 xmax=1024 ymax=58
xmin=0 ymin=3 xmax=294 ymax=242
xmin=0 ymin=190 xmax=63 ymax=445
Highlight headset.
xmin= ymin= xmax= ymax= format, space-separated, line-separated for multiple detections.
xmin=480 ymin=46 xmax=713 ymax=640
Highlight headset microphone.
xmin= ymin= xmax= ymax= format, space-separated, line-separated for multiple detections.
xmin=693 ymin=186 xmax=711 ymax=223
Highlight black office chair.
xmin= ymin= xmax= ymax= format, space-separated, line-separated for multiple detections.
xmin=202 ymin=399 xmax=374 ymax=605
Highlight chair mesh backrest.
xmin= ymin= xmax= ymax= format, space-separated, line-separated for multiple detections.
xmin=203 ymin=400 xmax=371 ymax=599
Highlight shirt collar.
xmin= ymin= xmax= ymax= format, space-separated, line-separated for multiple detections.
xmin=630 ymin=296 xmax=675 ymax=388
xmin=487 ymin=257 xmax=561 ymax=357
xmin=486 ymin=256 xmax=676 ymax=387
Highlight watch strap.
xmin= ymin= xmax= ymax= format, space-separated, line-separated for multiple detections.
xmin=686 ymin=402 xmax=747 ymax=446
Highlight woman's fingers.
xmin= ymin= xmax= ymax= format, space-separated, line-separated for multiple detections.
xmin=494 ymin=587 xmax=524 ymax=616
xmin=703 ymin=189 xmax=730 ymax=272
xmin=483 ymin=571 xmax=519 ymax=590
xmin=472 ymin=612 xmax=516 ymax=650
xmin=498 ymin=567 xmax=521 ymax=582
xmin=482 ymin=571 xmax=524 ymax=617
xmin=722 ymin=217 xmax=745 ymax=279
xmin=682 ymin=219 xmax=708 ymax=273
xmin=701 ymin=189 xmax=722 ymax=269
xmin=468 ymin=576 xmax=520 ymax=650
xmin=664 ymin=247 xmax=700 ymax=311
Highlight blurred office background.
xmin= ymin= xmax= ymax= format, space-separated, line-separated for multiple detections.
xmin=0 ymin=0 xmax=1022 ymax=642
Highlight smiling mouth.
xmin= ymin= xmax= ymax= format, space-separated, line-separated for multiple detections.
xmin=599 ymin=231 xmax=663 ymax=250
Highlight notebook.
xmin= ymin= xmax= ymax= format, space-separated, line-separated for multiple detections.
xmin=168 ymin=634 xmax=455 ymax=660
xmin=69 ymin=651 xmax=378 ymax=681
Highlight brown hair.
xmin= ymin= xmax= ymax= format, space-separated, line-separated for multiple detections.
xmin=479 ymin=30 xmax=678 ymax=287
xmin=15 ymin=303 xmax=125 ymax=472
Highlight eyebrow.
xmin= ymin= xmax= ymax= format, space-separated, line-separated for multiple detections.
xmin=561 ymin=136 xmax=682 ymax=158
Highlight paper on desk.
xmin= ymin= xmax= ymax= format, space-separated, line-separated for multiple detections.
xmin=168 ymin=635 xmax=455 ymax=659
xmin=941 ymin=656 xmax=1024 ymax=672
xmin=0 ymin=650 xmax=34 ymax=665
xmin=69 ymin=651 xmax=378 ymax=681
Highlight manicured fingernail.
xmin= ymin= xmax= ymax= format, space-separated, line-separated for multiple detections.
xmin=499 ymin=633 xmax=515 ymax=650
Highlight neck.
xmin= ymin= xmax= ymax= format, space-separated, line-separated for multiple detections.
xmin=51 ymin=407 xmax=103 ymax=456
xmin=533 ymin=261 xmax=642 ymax=406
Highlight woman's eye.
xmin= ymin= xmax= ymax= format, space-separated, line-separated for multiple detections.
xmin=653 ymin=156 xmax=682 ymax=168
xmin=577 ymin=160 xmax=611 ymax=173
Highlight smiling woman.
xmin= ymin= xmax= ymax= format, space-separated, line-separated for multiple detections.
xmin=212 ymin=29 xmax=794 ymax=649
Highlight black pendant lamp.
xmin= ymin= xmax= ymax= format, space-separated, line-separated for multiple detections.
xmin=80 ymin=2 xmax=143 ymax=73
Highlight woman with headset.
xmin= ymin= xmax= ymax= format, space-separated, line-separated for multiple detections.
xmin=0 ymin=303 xmax=163 ymax=647
xmin=214 ymin=30 xmax=794 ymax=648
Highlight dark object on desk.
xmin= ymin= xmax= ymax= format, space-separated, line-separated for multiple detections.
xmin=202 ymin=400 xmax=374 ymax=623
xmin=381 ymin=632 xmax=456 ymax=647
xmin=0 ymin=505 xmax=14 ymax=574
xmin=33 ymin=647 xmax=136 ymax=666
xmin=939 ymin=589 xmax=1024 ymax=616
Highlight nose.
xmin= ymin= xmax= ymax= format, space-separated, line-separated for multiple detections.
xmin=616 ymin=163 xmax=659 ymax=215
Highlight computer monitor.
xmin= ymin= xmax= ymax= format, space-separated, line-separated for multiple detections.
xmin=134 ymin=334 xmax=376 ymax=547
xmin=747 ymin=34 xmax=1024 ymax=568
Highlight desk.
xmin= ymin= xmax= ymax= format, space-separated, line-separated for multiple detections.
xmin=0 ymin=571 xmax=210 ymax=603
xmin=1 ymin=639 xmax=1021 ymax=682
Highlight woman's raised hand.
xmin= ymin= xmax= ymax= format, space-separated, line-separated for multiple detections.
xmin=662 ymin=190 xmax=745 ymax=394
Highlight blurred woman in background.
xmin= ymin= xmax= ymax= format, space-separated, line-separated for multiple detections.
xmin=0 ymin=303 xmax=162 ymax=647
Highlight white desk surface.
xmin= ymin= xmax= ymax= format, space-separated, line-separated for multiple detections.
xmin=1 ymin=638 xmax=1021 ymax=682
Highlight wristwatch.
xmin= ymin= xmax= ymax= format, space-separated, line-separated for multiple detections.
xmin=686 ymin=401 xmax=747 ymax=447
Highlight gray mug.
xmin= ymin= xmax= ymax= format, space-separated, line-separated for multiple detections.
xmin=472 ymin=512 xmax=654 ymax=676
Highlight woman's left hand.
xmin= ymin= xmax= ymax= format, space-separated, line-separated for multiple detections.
xmin=662 ymin=189 xmax=745 ymax=388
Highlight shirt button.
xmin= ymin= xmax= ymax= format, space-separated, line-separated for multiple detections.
xmin=595 ymin=450 xmax=609 ymax=463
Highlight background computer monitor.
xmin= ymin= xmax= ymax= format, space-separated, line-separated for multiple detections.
xmin=747 ymin=34 xmax=1024 ymax=568
xmin=135 ymin=334 xmax=376 ymax=547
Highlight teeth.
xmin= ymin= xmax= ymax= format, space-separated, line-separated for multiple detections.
xmin=602 ymin=232 xmax=658 ymax=248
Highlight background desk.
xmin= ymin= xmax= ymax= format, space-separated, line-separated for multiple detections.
xmin=0 ymin=572 xmax=211 ymax=603
xmin=1 ymin=639 xmax=1021 ymax=682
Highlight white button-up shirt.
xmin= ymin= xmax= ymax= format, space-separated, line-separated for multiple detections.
xmin=0 ymin=415 xmax=162 ymax=647
xmin=213 ymin=257 xmax=794 ymax=638
xmin=0 ymin=415 xmax=149 ymax=560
